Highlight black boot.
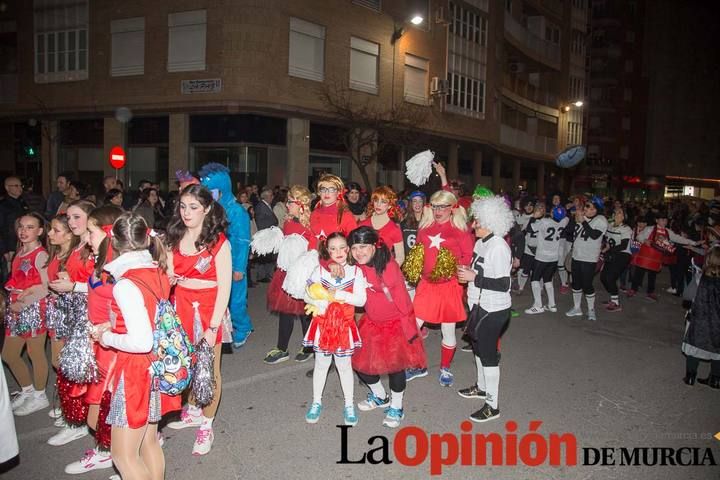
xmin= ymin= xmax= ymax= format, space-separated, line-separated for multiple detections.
xmin=683 ymin=370 xmax=696 ymax=386
xmin=697 ymin=375 xmax=720 ymax=389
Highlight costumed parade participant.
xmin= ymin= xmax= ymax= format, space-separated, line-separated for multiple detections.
xmin=566 ymin=196 xmax=608 ymax=321
xmin=516 ymin=198 xmax=537 ymax=294
xmin=165 ymin=185 xmax=231 ymax=456
xmin=91 ymin=213 xmax=173 ymax=480
xmin=303 ymin=232 xmax=367 ymax=426
xmin=63 ymin=205 xmax=124 ymax=475
xmin=199 ymin=163 xmax=253 ymax=349
xmin=524 ymin=204 xmax=568 ymax=314
xmin=349 ymin=226 xmax=425 ymax=428
xmin=600 ymin=209 xmax=633 ymax=312
xmin=310 ymin=174 xmax=357 ymax=240
xmin=0 ymin=318 xmax=19 ymax=466
xmin=402 ymin=190 xmax=474 ymax=386
xmin=401 ymin=191 xmax=425 ymax=254
xmin=457 ymin=195 xmax=514 ymax=422
xmin=47 ymin=200 xmax=96 ymax=447
xmin=4 ymin=212 xmax=50 ymax=417
xmin=359 ymin=186 xmax=404 ymax=264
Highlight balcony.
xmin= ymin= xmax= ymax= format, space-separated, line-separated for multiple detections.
xmin=500 ymin=124 xmax=558 ymax=157
xmin=504 ymin=14 xmax=561 ymax=70
xmin=571 ymin=5 xmax=588 ymax=30
xmin=502 ymin=73 xmax=559 ymax=111
xmin=0 ymin=74 xmax=17 ymax=104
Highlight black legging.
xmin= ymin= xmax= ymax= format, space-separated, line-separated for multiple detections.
xmin=531 ymin=261 xmax=557 ymax=283
xmin=631 ymin=267 xmax=657 ymax=294
xmin=571 ymin=259 xmax=597 ymax=295
xmin=601 ymin=252 xmax=631 ymax=296
xmin=686 ymin=356 xmax=720 ymax=376
xmin=277 ymin=313 xmax=311 ymax=351
xmin=356 ymin=370 xmax=406 ymax=393
xmin=467 ymin=307 xmax=511 ymax=367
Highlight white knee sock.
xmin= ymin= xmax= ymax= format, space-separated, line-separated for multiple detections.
xmin=368 ymin=381 xmax=387 ymax=400
xmin=544 ymin=282 xmax=555 ymax=307
xmin=518 ymin=273 xmax=529 ymax=291
xmin=558 ymin=267 xmax=568 ymax=286
xmin=312 ymin=354 xmax=333 ymax=404
xmin=572 ymin=289 xmax=582 ymax=310
xmin=390 ymin=390 xmax=404 ymax=410
xmin=484 ymin=367 xmax=500 ymax=409
xmin=440 ymin=323 xmax=457 ymax=347
xmin=530 ymin=281 xmax=542 ymax=308
xmin=474 ymin=356 xmax=486 ymax=390
xmin=586 ymin=293 xmax=596 ymax=312
xmin=334 ymin=355 xmax=355 ymax=407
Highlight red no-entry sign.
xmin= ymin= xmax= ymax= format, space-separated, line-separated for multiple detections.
xmin=109 ymin=146 xmax=126 ymax=169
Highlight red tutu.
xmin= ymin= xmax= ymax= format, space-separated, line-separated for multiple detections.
xmin=352 ymin=315 xmax=427 ymax=375
xmin=413 ymin=278 xmax=467 ymax=324
xmin=85 ymin=343 xmax=117 ymax=405
xmin=267 ymin=269 xmax=305 ymax=315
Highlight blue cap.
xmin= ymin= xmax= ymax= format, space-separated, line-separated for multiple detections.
xmin=591 ymin=195 xmax=604 ymax=211
xmin=552 ymin=206 xmax=567 ymax=222
xmin=409 ymin=190 xmax=426 ymax=200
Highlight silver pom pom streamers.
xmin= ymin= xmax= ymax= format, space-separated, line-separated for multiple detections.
xmin=5 ymin=301 xmax=43 ymax=337
xmin=59 ymin=295 xmax=98 ymax=384
xmin=46 ymin=294 xmax=72 ymax=339
xmin=191 ymin=339 xmax=216 ymax=407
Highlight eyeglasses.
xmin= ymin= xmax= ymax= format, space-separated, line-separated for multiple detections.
xmin=319 ymin=187 xmax=338 ymax=194
xmin=6 ymin=184 xmax=21 ymax=188
xmin=431 ymin=204 xmax=452 ymax=210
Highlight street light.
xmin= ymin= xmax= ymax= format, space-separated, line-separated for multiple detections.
xmin=410 ymin=14 xmax=424 ymax=25
xmin=562 ymin=100 xmax=585 ymax=112
xmin=391 ymin=14 xmax=425 ymax=43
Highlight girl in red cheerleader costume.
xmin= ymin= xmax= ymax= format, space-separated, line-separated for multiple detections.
xmin=63 ymin=205 xmax=124 ymax=475
xmin=47 ymin=200 xmax=96 ymax=447
xmin=404 ymin=190 xmax=474 ymax=387
xmin=310 ymin=174 xmax=357 ymax=240
xmin=4 ymin=212 xmax=50 ymax=417
xmin=165 ymin=185 xmax=231 ymax=456
xmin=263 ymin=185 xmax=317 ymax=365
xmin=348 ymin=226 xmax=426 ymax=428
xmin=91 ymin=213 xmax=172 ymax=480
xmin=359 ymin=186 xmax=405 ymax=265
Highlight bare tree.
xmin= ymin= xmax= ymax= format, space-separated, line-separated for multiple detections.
xmin=316 ymin=80 xmax=432 ymax=190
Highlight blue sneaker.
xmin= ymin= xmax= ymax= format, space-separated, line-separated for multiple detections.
xmin=438 ymin=368 xmax=454 ymax=387
xmin=343 ymin=406 xmax=358 ymax=426
xmin=232 ymin=330 xmax=253 ymax=349
xmin=405 ymin=368 xmax=428 ymax=382
xmin=382 ymin=407 xmax=404 ymax=428
xmin=305 ymin=403 xmax=322 ymax=424
xmin=357 ymin=392 xmax=390 ymax=412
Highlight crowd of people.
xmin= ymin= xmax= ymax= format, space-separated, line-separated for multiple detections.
xmin=1 ymin=164 xmax=719 ymax=479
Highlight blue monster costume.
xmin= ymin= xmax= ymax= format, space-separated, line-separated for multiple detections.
xmin=199 ymin=163 xmax=253 ymax=346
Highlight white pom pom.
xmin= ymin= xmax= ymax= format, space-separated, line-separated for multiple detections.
xmin=276 ymin=234 xmax=309 ymax=271
xmin=250 ymin=226 xmax=284 ymax=255
xmin=282 ymin=250 xmax=319 ymax=299
xmin=405 ymin=150 xmax=435 ymax=186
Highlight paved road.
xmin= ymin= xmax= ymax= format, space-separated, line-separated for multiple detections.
xmin=4 ymin=272 xmax=719 ymax=480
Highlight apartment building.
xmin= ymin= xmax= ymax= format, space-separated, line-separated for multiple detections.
xmin=1 ymin=0 xmax=588 ymax=197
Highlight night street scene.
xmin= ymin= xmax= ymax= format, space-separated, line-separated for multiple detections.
xmin=0 ymin=0 xmax=719 ymax=479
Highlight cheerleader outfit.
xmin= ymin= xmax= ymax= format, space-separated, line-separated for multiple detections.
xmin=309 ymin=203 xmax=357 ymax=240
xmin=5 ymin=245 xmax=47 ymax=338
xmin=46 ymin=247 xmax=94 ymax=339
xmin=103 ymin=250 xmax=177 ymax=428
xmin=267 ymin=220 xmax=317 ymax=315
xmin=359 ymin=217 xmax=403 ymax=252
xmin=172 ymin=233 xmax=229 ymax=346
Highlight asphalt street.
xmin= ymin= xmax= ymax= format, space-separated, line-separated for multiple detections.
xmin=3 ymin=271 xmax=719 ymax=480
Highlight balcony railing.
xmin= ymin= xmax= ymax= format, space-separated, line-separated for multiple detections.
xmin=502 ymin=73 xmax=558 ymax=109
xmin=0 ymin=74 xmax=17 ymax=104
xmin=500 ymin=124 xmax=558 ymax=156
xmin=504 ymin=14 xmax=561 ymax=69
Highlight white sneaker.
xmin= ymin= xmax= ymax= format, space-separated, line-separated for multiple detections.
xmin=565 ymin=307 xmax=583 ymax=317
xmin=14 ymin=392 xmax=49 ymax=416
xmin=192 ymin=428 xmax=214 ymax=456
xmin=587 ymin=310 xmax=597 ymax=322
xmin=524 ymin=306 xmax=545 ymax=315
xmin=54 ymin=416 xmax=67 ymax=428
xmin=48 ymin=406 xmax=63 ymax=419
xmin=64 ymin=448 xmax=113 ymax=474
xmin=10 ymin=390 xmax=31 ymax=411
xmin=166 ymin=407 xmax=203 ymax=430
xmin=666 ymin=287 xmax=677 ymax=294
xmin=48 ymin=425 xmax=89 ymax=446
xmin=544 ymin=305 xmax=558 ymax=313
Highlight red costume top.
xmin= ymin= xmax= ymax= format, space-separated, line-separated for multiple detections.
xmin=283 ymin=218 xmax=318 ymax=250
xmin=417 ymin=221 xmax=474 ymax=279
xmin=173 ymin=233 xmax=227 ymax=281
xmin=5 ymin=245 xmax=45 ymax=292
xmin=64 ymin=246 xmax=95 ymax=283
xmin=47 ymin=256 xmax=60 ymax=282
xmin=310 ymin=203 xmax=357 ymax=240
xmin=359 ymin=218 xmax=403 ymax=249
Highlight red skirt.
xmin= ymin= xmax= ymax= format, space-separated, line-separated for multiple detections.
xmin=173 ymin=286 xmax=223 ymax=345
xmin=267 ymin=269 xmax=305 ymax=315
xmin=85 ymin=344 xmax=117 ymax=405
xmin=413 ymin=278 xmax=466 ymax=324
xmin=352 ymin=315 xmax=427 ymax=375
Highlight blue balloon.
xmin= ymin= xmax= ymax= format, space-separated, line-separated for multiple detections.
xmin=555 ymin=145 xmax=586 ymax=168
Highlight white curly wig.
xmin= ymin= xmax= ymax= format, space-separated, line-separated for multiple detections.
xmin=471 ymin=196 xmax=515 ymax=237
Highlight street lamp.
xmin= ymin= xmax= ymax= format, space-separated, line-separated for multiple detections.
xmin=410 ymin=14 xmax=424 ymax=25
xmin=391 ymin=14 xmax=425 ymax=44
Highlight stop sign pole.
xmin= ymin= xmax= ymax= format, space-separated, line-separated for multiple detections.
xmin=109 ymin=145 xmax=126 ymax=179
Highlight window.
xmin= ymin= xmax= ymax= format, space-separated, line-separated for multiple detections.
xmin=622 ymin=117 xmax=631 ymax=130
xmin=449 ymin=2 xmax=488 ymax=46
xmin=111 ymin=17 xmax=144 ymax=76
xmin=168 ymin=10 xmax=206 ymax=72
xmin=34 ymin=0 xmax=88 ymax=83
xmin=448 ymin=72 xmax=484 ymax=114
xmin=289 ymin=17 xmax=325 ymax=82
xmin=567 ymin=121 xmax=582 ymax=145
xmin=623 ymin=88 xmax=632 ymax=101
xmin=404 ymin=54 xmax=428 ymax=104
xmin=349 ymin=37 xmax=379 ymax=94
xmin=571 ymin=30 xmax=584 ymax=55
xmin=352 ymin=0 xmax=380 ymax=11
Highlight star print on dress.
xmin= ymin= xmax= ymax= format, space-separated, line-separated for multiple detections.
xmin=19 ymin=259 xmax=32 ymax=274
xmin=428 ymin=233 xmax=445 ymax=250
xmin=316 ymin=229 xmax=327 ymax=240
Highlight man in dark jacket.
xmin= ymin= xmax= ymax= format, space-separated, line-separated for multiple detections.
xmin=253 ymin=187 xmax=278 ymax=282
xmin=45 ymin=171 xmax=72 ymax=218
xmin=0 ymin=176 xmax=30 ymax=282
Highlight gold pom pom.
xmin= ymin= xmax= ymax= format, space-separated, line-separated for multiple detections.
xmin=430 ymin=247 xmax=458 ymax=282
xmin=401 ymin=244 xmax=425 ymax=285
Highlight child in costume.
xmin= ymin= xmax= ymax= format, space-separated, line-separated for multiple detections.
xmin=349 ymin=226 xmax=425 ymax=428
xmin=303 ymin=232 xmax=366 ymax=426
xmin=403 ymin=190 xmax=474 ymax=386
xmin=457 ymin=195 xmax=515 ymax=423
xmin=4 ymin=212 xmax=50 ymax=417
xmin=359 ymin=186 xmax=405 ymax=264
xmin=165 ymin=184 xmax=231 ymax=456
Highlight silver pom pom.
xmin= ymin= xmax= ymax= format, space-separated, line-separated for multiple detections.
xmin=6 ymin=301 xmax=43 ymax=337
xmin=191 ymin=339 xmax=216 ymax=407
xmin=46 ymin=294 xmax=72 ymax=339
xmin=59 ymin=293 xmax=98 ymax=384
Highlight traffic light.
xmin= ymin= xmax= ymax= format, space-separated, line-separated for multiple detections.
xmin=22 ymin=142 xmax=37 ymax=158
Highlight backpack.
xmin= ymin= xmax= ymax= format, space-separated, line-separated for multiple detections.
xmin=132 ymin=273 xmax=195 ymax=396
